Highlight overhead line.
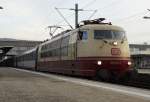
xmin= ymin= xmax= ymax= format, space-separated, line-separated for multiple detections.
xmin=55 ymin=8 xmax=73 ymax=29
xmin=55 ymin=0 xmax=98 ymax=26
xmin=79 ymin=0 xmax=123 ymax=22
xmin=55 ymin=0 xmax=123 ymax=25
xmin=48 ymin=0 xmax=65 ymax=15
xmin=88 ymin=10 xmax=98 ymax=20
xmin=98 ymin=0 xmax=123 ymax=10
xmin=41 ymin=0 xmax=65 ymax=25
xmin=113 ymin=11 xmax=148 ymax=23
xmin=82 ymin=0 xmax=97 ymax=9
xmin=93 ymin=0 xmax=124 ymax=18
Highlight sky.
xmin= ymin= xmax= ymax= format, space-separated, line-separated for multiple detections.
xmin=0 ymin=0 xmax=150 ymax=44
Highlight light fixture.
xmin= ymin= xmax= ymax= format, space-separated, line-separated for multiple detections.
xmin=113 ymin=41 xmax=118 ymax=46
xmin=97 ymin=61 xmax=102 ymax=65
xmin=128 ymin=61 xmax=132 ymax=66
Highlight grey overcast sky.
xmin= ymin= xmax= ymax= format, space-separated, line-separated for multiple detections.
xmin=0 ymin=0 xmax=150 ymax=44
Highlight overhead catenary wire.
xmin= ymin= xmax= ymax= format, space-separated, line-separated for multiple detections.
xmin=81 ymin=0 xmax=122 ymax=21
xmin=88 ymin=10 xmax=98 ymax=20
xmin=55 ymin=7 xmax=74 ymax=29
xmin=50 ymin=0 xmax=124 ymax=26
xmin=98 ymin=0 xmax=123 ymax=11
xmin=41 ymin=0 xmax=65 ymax=26
xmin=0 ymin=6 xmax=3 ymax=9
xmin=48 ymin=0 xmax=65 ymax=17
xmin=55 ymin=0 xmax=124 ymax=26
xmin=113 ymin=10 xmax=148 ymax=23
xmin=81 ymin=0 xmax=97 ymax=9
xmin=92 ymin=0 xmax=124 ymax=19
xmin=143 ymin=9 xmax=150 ymax=19
xmin=54 ymin=0 xmax=98 ymax=26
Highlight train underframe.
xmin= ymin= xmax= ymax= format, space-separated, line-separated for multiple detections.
xmin=37 ymin=58 xmax=133 ymax=81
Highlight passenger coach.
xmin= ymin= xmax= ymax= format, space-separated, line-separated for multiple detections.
xmin=16 ymin=47 xmax=37 ymax=70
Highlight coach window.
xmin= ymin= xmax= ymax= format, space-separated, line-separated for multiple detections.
xmin=94 ymin=30 xmax=112 ymax=39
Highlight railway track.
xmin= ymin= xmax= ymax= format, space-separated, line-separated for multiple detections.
xmin=120 ymin=80 xmax=150 ymax=89
xmin=118 ymin=74 xmax=150 ymax=89
xmin=56 ymin=72 xmax=150 ymax=90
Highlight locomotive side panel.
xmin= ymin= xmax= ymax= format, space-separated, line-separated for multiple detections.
xmin=37 ymin=31 xmax=78 ymax=74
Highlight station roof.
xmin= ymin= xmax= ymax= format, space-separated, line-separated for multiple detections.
xmin=129 ymin=44 xmax=150 ymax=49
xmin=0 ymin=46 xmax=13 ymax=56
xmin=131 ymin=54 xmax=150 ymax=58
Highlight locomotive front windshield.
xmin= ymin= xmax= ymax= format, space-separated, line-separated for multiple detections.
xmin=94 ymin=30 xmax=125 ymax=40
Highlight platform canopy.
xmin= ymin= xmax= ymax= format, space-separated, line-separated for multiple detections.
xmin=0 ymin=46 xmax=13 ymax=56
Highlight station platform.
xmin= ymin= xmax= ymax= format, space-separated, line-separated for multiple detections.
xmin=0 ymin=67 xmax=150 ymax=102
xmin=138 ymin=69 xmax=150 ymax=74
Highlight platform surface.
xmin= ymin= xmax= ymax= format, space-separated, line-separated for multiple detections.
xmin=0 ymin=67 xmax=150 ymax=102
xmin=138 ymin=69 xmax=150 ymax=74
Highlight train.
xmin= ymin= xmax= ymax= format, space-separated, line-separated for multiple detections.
xmin=14 ymin=18 xmax=133 ymax=81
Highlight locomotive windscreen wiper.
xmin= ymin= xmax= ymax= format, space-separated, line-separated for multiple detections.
xmin=121 ymin=36 xmax=126 ymax=44
xmin=98 ymin=37 xmax=108 ymax=43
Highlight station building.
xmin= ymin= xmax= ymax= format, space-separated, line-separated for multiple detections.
xmin=129 ymin=44 xmax=150 ymax=69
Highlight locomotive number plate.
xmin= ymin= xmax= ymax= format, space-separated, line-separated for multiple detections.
xmin=111 ymin=48 xmax=121 ymax=55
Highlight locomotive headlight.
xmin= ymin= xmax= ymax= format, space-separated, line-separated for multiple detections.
xmin=113 ymin=41 xmax=118 ymax=46
xmin=128 ymin=61 xmax=132 ymax=66
xmin=97 ymin=61 xmax=102 ymax=65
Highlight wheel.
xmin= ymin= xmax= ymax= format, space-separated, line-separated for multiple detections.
xmin=97 ymin=69 xmax=111 ymax=82
xmin=128 ymin=69 xmax=138 ymax=81
xmin=118 ymin=69 xmax=138 ymax=82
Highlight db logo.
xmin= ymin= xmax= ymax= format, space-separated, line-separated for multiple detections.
xmin=111 ymin=48 xmax=121 ymax=55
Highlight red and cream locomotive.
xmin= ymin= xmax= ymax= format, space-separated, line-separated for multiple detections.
xmin=16 ymin=18 xmax=132 ymax=81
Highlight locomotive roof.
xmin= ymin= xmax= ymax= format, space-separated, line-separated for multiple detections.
xmin=40 ymin=24 xmax=124 ymax=46
xmin=80 ymin=24 xmax=124 ymax=31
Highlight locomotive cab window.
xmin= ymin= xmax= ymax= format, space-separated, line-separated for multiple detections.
xmin=94 ymin=30 xmax=112 ymax=39
xmin=78 ymin=31 xmax=88 ymax=40
xmin=94 ymin=30 xmax=126 ymax=40
xmin=112 ymin=31 xmax=126 ymax=40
